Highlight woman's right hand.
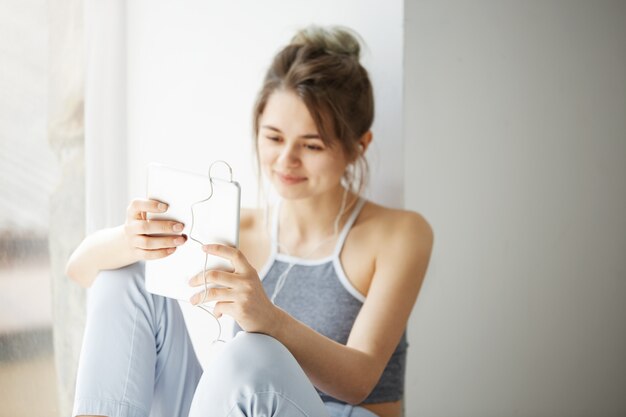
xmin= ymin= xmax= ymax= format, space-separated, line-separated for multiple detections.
xmin=124 ymin=198 xmax=187 ymax=261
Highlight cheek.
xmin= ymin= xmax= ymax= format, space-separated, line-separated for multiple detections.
xmin=257 ymin=142 xmax=275 ymax=170
xmin=314 ymin=155 xmax=348 ymax=179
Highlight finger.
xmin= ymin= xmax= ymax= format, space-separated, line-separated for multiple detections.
xmin=130 ymin=233 xmax=187 ymax=250
xmin=127 ymin=199 xmax=168 ymax=221
xmin=202 ymin=244 xmax=250 ymax=272
xmin=188 ymin=269 xmax=237 ymax=288
xmin=212 ymin=301 xmax=234 ymax=319
xmin=126 ymin=219 xmax=185 ymax=236
xmin=136 ymin=247 xmax=177 ymax=260
xmin=190 ymin=286 xmax=233 ymax=305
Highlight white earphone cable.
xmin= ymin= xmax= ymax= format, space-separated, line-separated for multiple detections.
xmin=270 ymin=187 xmax=349 ymax=303
xmin=189 ymin=160 xmax=234 ymax=345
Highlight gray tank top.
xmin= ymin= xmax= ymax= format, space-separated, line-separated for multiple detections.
xmin=257 ymin=197 xmax=408 ymax=404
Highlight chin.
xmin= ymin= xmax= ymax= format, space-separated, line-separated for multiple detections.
xmin=276 ymin=185 xmax=343 ymax=205
xmin=273 ymin=184 xmax=308 ymax=200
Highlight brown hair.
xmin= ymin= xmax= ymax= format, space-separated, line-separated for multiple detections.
xmin=252 ymin=25 xmax=374 ymax=195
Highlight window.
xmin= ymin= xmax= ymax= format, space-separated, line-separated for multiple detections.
xmin=0 ymin=0 xmax=61 ymax=415
xmin=1 ymin=1 xmax=84 ymax=416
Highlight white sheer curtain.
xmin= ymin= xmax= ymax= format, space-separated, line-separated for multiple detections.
xmin=84 ymin=0 xmax=128 ymax=233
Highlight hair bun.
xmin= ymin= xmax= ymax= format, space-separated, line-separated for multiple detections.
xmin=291 ymin=25 xmax=362 ymax=60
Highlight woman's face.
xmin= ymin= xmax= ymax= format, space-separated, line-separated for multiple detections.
xmin=257 ymin=89 xmax=349 ymax=200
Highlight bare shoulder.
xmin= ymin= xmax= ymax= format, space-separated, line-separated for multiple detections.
xmin=240 ymin=207 xmax=263 ymax=232
xmin=360 ymin=201 xmax=434 ymax=249
xmin=239 ymin=206 xmax=269 ymax=241
xmin=239 ymin=206 xmax=270 ymax=271
xmin=354 ymin=201 xmax=434 ymax=299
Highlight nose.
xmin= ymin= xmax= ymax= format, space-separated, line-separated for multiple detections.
xmin=276 ymin=143 xmax=301 ymax=167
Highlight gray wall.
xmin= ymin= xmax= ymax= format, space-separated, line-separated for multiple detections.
xmin=404 ymin=1 xmax=626 ymax=416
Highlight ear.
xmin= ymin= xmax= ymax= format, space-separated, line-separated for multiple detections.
xmin=358 ymin=131 xmax=373 ymax=154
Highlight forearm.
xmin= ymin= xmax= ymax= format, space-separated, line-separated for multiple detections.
xmin=269 ymin=307 xmax=378 ymax=404
xmin=65 ymin=225 xmax=138 ymax=288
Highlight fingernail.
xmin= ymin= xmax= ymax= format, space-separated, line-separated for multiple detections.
xmin=158 ymin=203 xmax=167 ymax=211
xmin=167 ymin=248 xmax=175 ymax=254
xmin=174 ymin=237 xmax=185 ymax=245
xmin=173 ymin=223 xmax=184 ymax=232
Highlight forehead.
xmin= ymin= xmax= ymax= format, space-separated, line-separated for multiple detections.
xmin=260 ymin=90 xmax=318 ymax=134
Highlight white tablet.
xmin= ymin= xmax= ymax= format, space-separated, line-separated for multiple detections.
xmin=144 ymin=162 xmax=241 ymax=302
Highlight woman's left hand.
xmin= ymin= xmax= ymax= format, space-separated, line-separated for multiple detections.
xmin=188 ymin=243 xmax=282 ymax=335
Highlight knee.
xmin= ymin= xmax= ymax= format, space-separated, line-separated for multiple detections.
xmin=88 ymin=262 xmax=150 ymax=313
xmin=229 ymin=332 xmax=290 ymax=361
xmin=211 ymin=332 xmax=295 ymax=386
xmin=91 ymin=262 xmax=146 ymax=295
xmin=190 ymin=333 xmax=316 ymax=417
xmin=232 ymin=332 xmax=294 ymax=367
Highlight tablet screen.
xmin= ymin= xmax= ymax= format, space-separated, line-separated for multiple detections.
xmin=144 ymin=163 xmax=241 ymax=302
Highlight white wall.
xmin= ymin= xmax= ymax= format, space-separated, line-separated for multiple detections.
xmin=125 ymin=0 xmax=404 ymax=368
xmin=126 ymin=0 xmax=404 ymax=209
xmin=404 ymin=1 xmax=626 ymax=416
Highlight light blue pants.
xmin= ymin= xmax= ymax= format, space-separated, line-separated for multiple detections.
xmin=72 ymin=262 xmax=378 ymax=417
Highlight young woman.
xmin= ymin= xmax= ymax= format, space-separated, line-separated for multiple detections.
xmin=66 ymin=25 xmax=433 ymax=417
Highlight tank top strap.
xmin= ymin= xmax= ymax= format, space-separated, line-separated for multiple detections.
xmin=332 ymin=197 xmax=367 ymax=258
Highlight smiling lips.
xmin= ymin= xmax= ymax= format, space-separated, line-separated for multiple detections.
xmin=276 ymin=171 xmax=307 ymax=185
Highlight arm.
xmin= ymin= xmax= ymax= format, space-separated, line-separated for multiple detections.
xmin=65 ymin=225 xmax=139 ymax=288
xmin=65 ymin=199 xmax=188 ymax=288
xmin=272 ymin=211 xmax=434 ymax=403
xmin=194 ymin=211 xmax=433 ymax=404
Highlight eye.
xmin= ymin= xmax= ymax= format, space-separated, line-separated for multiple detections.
xmin=265 ymin=136 xmax=281 ymax=143
xmin=304 ymin=144 xmax=324 ymax=151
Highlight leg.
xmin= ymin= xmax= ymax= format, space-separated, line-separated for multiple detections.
xmin=188 ymin=332 xmax=330 ymax=417
xmin=72 ymin=262 xmax=202 ymax=417
xmin=324 ymin=402 xmax=381 ymax=417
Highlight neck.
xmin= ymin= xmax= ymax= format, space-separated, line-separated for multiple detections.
xmin=279 ymin=186 xmax=357 ymax=244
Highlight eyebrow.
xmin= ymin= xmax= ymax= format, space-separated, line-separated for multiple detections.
xmin=261 ymin=125 xmax=321 ymax=139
